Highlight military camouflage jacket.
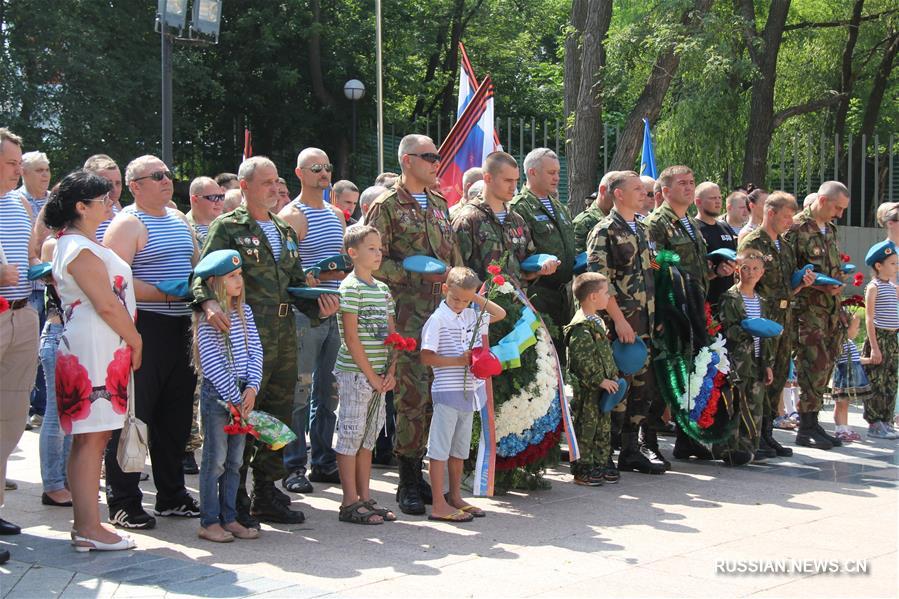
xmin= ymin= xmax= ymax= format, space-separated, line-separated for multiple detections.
xmin=737 ymin=227 xmax=797 ymax=312
xmin=510 ymin=188 xmax=576 ymax=287
xmin=452 ymin=196 xmax=533 ymax=284
xmin=717 ymin=287 xmax=773 ymax=383
xmin=573 ymin=204 xmax=606 ymax=254
xmin=644 ymin=202 xmax=709 ymax=294
xmin=191 ymin=205 xmax=318 ymax=317
xmin=586 ymin=208 xmax=655 ymax=324
xmin=782 ymin=207 xmax=843 ymax=313
xmin=565 ymin=310 xmax=618 ymax=404
xmin=365 ymin=179 xmax=461 ymax=333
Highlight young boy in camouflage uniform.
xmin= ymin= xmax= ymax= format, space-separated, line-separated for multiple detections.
xmin=565 ymin=273 xmax=621 ymax=486
xmin=715 ymin=251 xmax=774 ymax=465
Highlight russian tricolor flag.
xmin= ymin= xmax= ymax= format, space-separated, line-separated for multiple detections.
xmin=437 ymin=43 xmax=501 ymax=206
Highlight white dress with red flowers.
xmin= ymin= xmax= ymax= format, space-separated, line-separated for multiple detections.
xmin=53 ymin=234 xmax=137 ymax=434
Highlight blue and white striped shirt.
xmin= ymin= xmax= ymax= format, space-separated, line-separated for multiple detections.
xmin=539 ymin=197 xmax=554 ymax=217
xmin=0 ymin=191 xmax=32 ymax=301
xmin=742 ymin=293 xmax=762 ymax=357
xmin=256 ymin=220 xmax=282 ymax=263
xmin=122 ymin=206 xmax=194 ymax=316
xmin=197 ymin=304 xmax=263 ymax=405
xmin=871 ymin=278 xmax=899 ymax=329
xmin=411 ymin=193 xmax=428 ymax=210
xmin=837 ymin=340 xmax=861 ymax=365
xmin=96 ymin=205 xmax=120 ymax=244
xmin=626 ymin=220 xmax=638 ymax=234
xmin=18 ymin=187 xmax=47 ymax=291
xmin=294 ymin=201 xmax=344 ymax=289
xmin=496 ymin=210 xmax=507 ymax=225
xmin=679 ymin=216 xmax=696 ymax=241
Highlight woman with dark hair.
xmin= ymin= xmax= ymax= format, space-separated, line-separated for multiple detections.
xmin=44 ymin=170 xmax=141 ymax=552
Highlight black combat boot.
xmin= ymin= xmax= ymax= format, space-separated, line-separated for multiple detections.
xmin=795 ymin=412 xmax=833 ymax=449
xmin=814 ymin=420 xmax=843 ymax=447
xmin=235 ymin=487 xmax=260 ymax=529
xmin=395 ymin=457 xmax=425 ymax=515
xmin=610 ymin=410 xmax=625 ymax=452
xmin=417 ymin=459 xmax=433 ymax=505
xmin=251 ymin=481 xmax=305 ymax=524
xmin=672 ymin=426 xmax=714 ymax=460
xmin=755 ymin=435 xmax=777 ymax=460
xmin=617 ymin=430 xmax=666 ymax=474
xmin=761 ymin=417 xmax=793 ymax=457
xmin=719 ymin=448 xmax=753 ymax=466
xmin=641 ymin=423 xmax=671 ymax=470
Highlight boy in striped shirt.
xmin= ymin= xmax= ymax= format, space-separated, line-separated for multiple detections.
xmin=335 ymin=225 xmax=397 ymax=524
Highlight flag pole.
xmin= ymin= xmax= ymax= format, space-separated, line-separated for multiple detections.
xmin=375 ymin=0 xmax=384 ymax=174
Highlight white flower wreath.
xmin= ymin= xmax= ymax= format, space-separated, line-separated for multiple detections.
xmin=494 ymin=327 xmax=558 ymax=439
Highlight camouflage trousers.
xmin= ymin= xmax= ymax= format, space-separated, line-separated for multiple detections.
xmin=393 ymin=349 xmax=434 ymax=459
xmin=795 ymin=307 xmax=844 ymax=413
xmin=766 ymin=305 xmax=794 ymax=419
xmin=185 ymin=385 xmax=203 ymax=452
xmin=862 ymin=328 xmax=899 ymax=424
xmin=240 ymin=304 xmax=297 ymax=486
xmin=624 ymin=333 xmax=656 ymax=433
xmin=714 ymin=373 xmax=765 ymax=455
xmin=570 ymin=391 xmax=611 ymax=474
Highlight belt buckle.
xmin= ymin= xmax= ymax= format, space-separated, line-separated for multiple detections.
xmin=278 ymin=303 xmax=290 ymax=317
xmin=779 ymin=300 xmax=788 ymax=310
xmin=431 ymin=282 xmax=442 ymax=296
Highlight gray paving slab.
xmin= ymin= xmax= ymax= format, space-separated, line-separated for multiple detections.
xmin=3 ymin=563 xmax=74 ymax=598
xmin=58 ymin=573 xmax=121 ymax=598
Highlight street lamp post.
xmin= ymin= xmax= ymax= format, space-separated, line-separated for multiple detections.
xmin=343 ymin=79 xmax=366 ymax=174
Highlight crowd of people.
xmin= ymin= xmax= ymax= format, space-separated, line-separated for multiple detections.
xmin=0 ymin=126 xmax=896 ymax=563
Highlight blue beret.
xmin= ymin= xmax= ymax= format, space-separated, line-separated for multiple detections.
xmin=841 ymin=263 xmax=856 ymax=274
xmin=600 ymin=378 xmax=629 ymax=413
xmin=814 ymin=273 xmax=843 ymax=287
xmin=707 ymin=248 xmax=737 ymax=263
xmin=403 ymin=255 xmax=447 ymax=274
xmin=790 ymin=264 xmax=815 ymax=288
xmin=611 ymin=337 xmax=648 ymax=376
xmin=315 ymin=254 xmax=353 ymax=272
xmin=865 ymin=240 xmax=897 ymax=267
xmin=520 ymin=253 xmax=559 ymax=272
xmin=155 ymin=279 xmax=192 ymax=299
xmin=27 ymin=262 xmax=52 ymax=281
xmin=195 ymin=249 xmax=242 ymax=280
xmin=288 ymin=286 xmax=342 ymax=299
xmin=741 ymin=317 xmax=783 ymax=338
xmin=573 ymin=252 xmax=588 ymax=275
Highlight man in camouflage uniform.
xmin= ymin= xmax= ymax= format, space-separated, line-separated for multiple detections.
xmin=565 ymin=272 xmax=619 ymax=486
xmin=738 ymin=191 xmax=815 ymax=457
xmin=644 ymin=165 xmax=734 ymax=462
xmin=510 ymin=148 xmax=576 ymax=357
xmin=454 ymin=152 xmax=558 ymax=286
xmin=586 ymin=171 xmax=665 ymax=474
xmin=193 ymin=156 xmax=338 ymax=526
xmin=783 ymin=181 xmax=851 ymax=450
xmin=573 ymin=171 xmax=617 ymax=254
xmin=366 ymin=134 xmax=462 ymax=515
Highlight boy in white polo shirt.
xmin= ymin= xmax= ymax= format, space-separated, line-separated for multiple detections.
xmin=420 ymin=267 xmax=505 ymax=522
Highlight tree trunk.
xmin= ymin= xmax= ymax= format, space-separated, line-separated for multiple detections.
xmin=859 ymin=29 xmax=899 ymax=138
xmin=308 ymin=0 xmax=335 ymax=112
xmin=563 ymin=0 xmax=587 ymax=121
xmin=740 ymin=0 xmax=791 ymax=188
xmin=565 ymin=0 xmax=612 ymax=216
xmin=833 ymin=0 xmax=865 ymax=144
xmin=609 ymin=0 xmax=713 ymax=172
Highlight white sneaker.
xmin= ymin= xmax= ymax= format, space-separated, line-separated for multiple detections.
xmin=881 ymin=422 xmax=899 ymax=440
xmin=868 ymin=423 xmax=890 ymax=439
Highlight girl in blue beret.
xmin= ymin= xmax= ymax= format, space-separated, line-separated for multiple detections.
xmin=192 ymin=250 xmax=264 ymax=542
xmin=863 ymin=242 xmax=899 ymax=439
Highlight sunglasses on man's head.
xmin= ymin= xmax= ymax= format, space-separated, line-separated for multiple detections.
xmin=301 ymin=163 xmax=333 ymax=173
xmin=407 ymin=152 xmax=441 ymax=164
xmin=133 ymin=170 xmax=173 ymax=182
xmin=201 ymin=193 xmax=225 ymax=203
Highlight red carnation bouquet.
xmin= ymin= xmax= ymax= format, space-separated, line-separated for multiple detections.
xmin=361 ymin=332 xmax=417 ymax=439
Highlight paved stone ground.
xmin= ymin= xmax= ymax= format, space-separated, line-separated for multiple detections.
xmin=1 ymin=405 xmax=896 ymax=598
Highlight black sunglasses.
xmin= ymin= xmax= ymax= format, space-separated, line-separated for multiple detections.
xmin=201 ymin=193 xmax=225 ymax=203
xmin=133 ymin=170 xmax=173 ymax=182
xmin=646 ymin=192 xmax=654 ymax=198
xmin=408 ymin=152 xmax=441 ymax=164
xmin=301 ymin=163 xmax=333 ymax=173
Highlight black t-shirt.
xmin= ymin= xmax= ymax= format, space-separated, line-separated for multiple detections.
xmin=698 ymin=219 xmax=737 ymax=307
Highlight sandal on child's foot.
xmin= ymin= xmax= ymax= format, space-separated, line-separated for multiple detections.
xmin=363 ymin=499 xmax=397 ymax=521
xmin=339 ymin=501 xmax=384 ymax=525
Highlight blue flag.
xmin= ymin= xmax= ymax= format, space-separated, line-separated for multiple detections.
xmin=640 ymin=118 xmax=658 ymax=179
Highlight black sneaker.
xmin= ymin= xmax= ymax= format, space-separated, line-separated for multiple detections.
xmin=155 ymin=495 xmax=201 ymax=518
xmin=308 ymin=467 xmax=340 ymax=484
xmin=282 ymin=470 xmax=314 ymax=494
xmin=251 ymin=486 xmax=305 ymax=524
xmin=602 ymin=457 xmax=620 ymax=484
xmin=110 ymin=505 xmax=157 ymax=529
xmin=573 ymin=470 xmax=603 ymax=487
xmin=182 ymin=451 xmax=199 ymax=475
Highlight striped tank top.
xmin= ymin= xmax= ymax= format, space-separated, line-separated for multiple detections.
xmin=124 ymin=205 xmax=194 ymax=316
xmin=0 ymin=191 xmax=32 ymax=301
xmin=256 ymin=220 xmax=282 ymax=263
xmin=872 ymin=278 xmax=899 ymax=329
xmin=539 ymin=197 xmax=554 ymax=216
xmin=21 ymin=189 xmax=48 ymax=291
xmin=837 ymin=340 xmax=860 ymax=365
xmin=96 ymin=205 xmax=120 ymax=243
xmin=742 ymin=293 xmax=762 ymax=357
xmin=293 ymin=200 xmax=344 ymax=289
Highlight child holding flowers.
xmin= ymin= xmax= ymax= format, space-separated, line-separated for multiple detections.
xmin=192 ymin=250 xmax=263 ymax=543
xmin=335 ymin=225 xmax=401 ymax=524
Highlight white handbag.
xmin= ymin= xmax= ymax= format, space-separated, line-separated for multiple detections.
xmin=116 ymin=374 xmax=148 ymax=473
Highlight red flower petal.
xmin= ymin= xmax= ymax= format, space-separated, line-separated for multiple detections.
xmin=487 ymin=264 xmax=501 ymax=275
xmin=492 ymin=275 xmax=506 ymax=286
xmin=105 ymin=346 xmax=132 ymax=414
xmin=0 ymin=296 xmax=9 ymax=314
xmin=55 ymin=352 xmax=94 ymax=434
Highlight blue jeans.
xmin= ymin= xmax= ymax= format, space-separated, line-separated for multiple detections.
xmin=29 ymin=289 xmax=47 ymax=416
xmin=38 ymin=321 xmax=72 ymax=492
xmin=199 ymin=379 xmax=246 ymax=528
xmin=283 ymin=313 xmax=339 ymax=474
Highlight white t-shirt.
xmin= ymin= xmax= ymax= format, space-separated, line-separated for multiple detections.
xmin=421 ymin=301 xmax=489 ymax=412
